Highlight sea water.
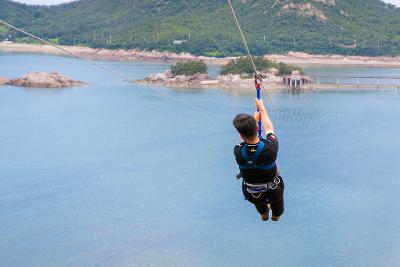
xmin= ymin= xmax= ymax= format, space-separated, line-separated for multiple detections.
xmin=0 ymin=53 xmax=399 ymax=267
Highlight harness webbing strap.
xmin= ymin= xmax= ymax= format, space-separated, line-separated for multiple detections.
xmin=239 ymin=162 xmax=276 ymax=170
xmin=245 ymin=177 xmax=281 ymax=194
xmin=252 ymin=141 xmax=264 ymax=161
xmin=240 ymin=144 xmax=248 ymax=162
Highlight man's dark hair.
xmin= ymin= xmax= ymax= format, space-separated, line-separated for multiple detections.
xmin=233 ymin=113 xmax=257 ymax=138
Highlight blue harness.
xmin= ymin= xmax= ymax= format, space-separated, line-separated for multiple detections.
xmin=239 ymin=140 xmax=276 ymax=171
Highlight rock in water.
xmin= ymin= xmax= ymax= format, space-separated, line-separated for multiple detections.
xmin=0 ymin=77 xmax=10 ymax=85
xmin=9 ymin=72 xmax=84 ymax=88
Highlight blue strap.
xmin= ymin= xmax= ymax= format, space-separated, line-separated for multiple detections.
xmin=256 ymin=88 xmax=262 ymax=137
xmin=239 ymin=141 xmax=275 ymax=170
xmin=251 ymin=141 xmax=264 ymax=162
xmin=240 ymin=145 xmax=249 ymax=162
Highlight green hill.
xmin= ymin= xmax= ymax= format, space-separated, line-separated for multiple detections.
xmin=1 ymin=0 xmax=400 ymax=56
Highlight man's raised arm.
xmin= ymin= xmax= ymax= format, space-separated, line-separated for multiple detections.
xmin=256 ymin=99 xmax=274 ymax=135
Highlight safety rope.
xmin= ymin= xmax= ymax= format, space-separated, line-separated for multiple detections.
xmin=180 ymin=0 xmax=277 ymax=121
xmin=227 ymin=0 xmax=272 ymax=137
xmin=227 ymin=1 xmax=276 ymax=109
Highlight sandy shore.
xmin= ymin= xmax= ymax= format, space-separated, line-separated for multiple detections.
xmin=1 ymin=43 xmax=400 ymax=67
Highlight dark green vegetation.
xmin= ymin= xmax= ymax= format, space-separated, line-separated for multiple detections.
xmin=171 ymin=60 xmax=208 ymax=76
xmin=0 ymin=25 xmax=8 ymax=34
xmin=1 ymin=0 xmax=400 ymax=56
xmin=220 ymin=56 xmax=303 ymax=76
xmin=221 ymin=57 xmax=275 ymax=75
xmin=276 ymin=62 xmax=304 ymax=76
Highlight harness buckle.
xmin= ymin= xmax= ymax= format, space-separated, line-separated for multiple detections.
xmin=246 ymin=161 xmax=256 ymax=168
xmin=269 ymin=176 xmax=281 ymax=190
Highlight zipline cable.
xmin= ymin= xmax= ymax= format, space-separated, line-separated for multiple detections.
xmin=0 ymin=18 xmax=205 ymax=109
xmin=0 ymin=19 xmax=133 ymax=82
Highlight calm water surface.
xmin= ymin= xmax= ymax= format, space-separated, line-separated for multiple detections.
xmin=0 ymin=53 xmax=399 ymax=267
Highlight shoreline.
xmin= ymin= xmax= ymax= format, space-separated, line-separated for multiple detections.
xmin=137 ymin=78 xmax=400 ymax=93
xmin=1 ymin=43 xmax=400 ymax=67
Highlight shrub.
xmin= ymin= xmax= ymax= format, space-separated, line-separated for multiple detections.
xmin=203 ymin=50 xmax=225 ymax=58
xmin=48 ymin=38 xmax=60 ymax=44
xmin=171 ymin=60 xmax=208 ymax=76
xmin=0 ymin=25 xmax=9 ymax=35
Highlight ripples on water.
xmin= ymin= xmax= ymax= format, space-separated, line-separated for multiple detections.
xmin=0 ymin=54 xmax=399 ymax=267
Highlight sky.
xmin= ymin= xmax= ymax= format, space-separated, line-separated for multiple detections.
xmin=10 ymin=0 xmax=400 ymax=6
xmin=386 ymin=0 xmax=400 ymax=5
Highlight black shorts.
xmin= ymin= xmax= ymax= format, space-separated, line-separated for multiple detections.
xmin=242 ymin=176 xmax=285 ymax=216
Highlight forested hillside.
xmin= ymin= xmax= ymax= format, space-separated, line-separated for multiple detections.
xmin=1 ymin=0 xmax=400 ymax=56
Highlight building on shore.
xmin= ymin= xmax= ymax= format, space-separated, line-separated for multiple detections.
xmin=172 ymin=40 xmax=187 ymax=45
xmin=282 ymin=71 xmax=311 ymax=88
xmin=2 ymin=38 xmax=13 ymax=44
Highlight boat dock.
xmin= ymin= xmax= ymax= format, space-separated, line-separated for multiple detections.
xmin=310 ymin=75 xmax=400 ymax=91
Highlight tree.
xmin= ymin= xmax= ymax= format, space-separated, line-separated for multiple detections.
xmin=171 ymin=60 xmax=208 ymax=76
xmin=220 ymin=56 xmax=303 ymax=76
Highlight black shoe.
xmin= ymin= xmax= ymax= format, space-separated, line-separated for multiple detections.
xmin=260 ymin=213 xmax=269 ymax=221
xmin=271 ymin=215 xmax=280 ymax=221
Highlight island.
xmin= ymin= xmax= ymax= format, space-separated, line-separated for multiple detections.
xmin=0 ymin=72 xmax=84 ymax=88
xmin=137 ymin=57 xmax=313 ymax=91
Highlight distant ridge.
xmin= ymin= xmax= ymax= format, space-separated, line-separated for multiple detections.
xmin=1 ymin=0 xmax=400 ymax=56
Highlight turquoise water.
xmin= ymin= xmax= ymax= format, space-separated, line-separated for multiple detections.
xmin=1 ymin=53 xmax=399 ymax=267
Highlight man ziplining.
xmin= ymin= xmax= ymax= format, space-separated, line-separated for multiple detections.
xmin=226 ymin=1 xmax=284 ymax=221
xmin=233 ymin=98 xmax=285 ymax=221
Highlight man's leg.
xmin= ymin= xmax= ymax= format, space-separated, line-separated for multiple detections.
xmin=268 ymin=177 xmax=285 ymax=221
xmin=242 ymin=183 xmax=270 ymax=221
xmin=254 ymin=198 xmax=270 ymax=221
xmin=269 ymin=197 xmax=284 ymax=221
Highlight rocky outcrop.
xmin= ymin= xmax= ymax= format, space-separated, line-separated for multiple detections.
xmin=279 ymin=2 xmax=327 ymax=21
xmin=5 ymin=72 xmax=84 ymax=88
xmin=140 ymin=70 xmax=211 ymax=88
xmin=0 ymin=77 xmax=10 ymax=85
xmin=313 ymin=0 xmax=335 ymax=5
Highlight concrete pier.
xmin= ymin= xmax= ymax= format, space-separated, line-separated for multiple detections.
xmin=283 ymin=71 xmax=311 ymax=89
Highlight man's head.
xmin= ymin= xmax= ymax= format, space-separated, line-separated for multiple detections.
xmin=233 ymin=113 xmax=258 ymax=140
